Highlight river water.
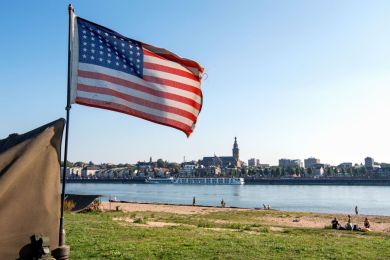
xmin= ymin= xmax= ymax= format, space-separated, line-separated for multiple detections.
xmin=66 ymin=183 xmax=390 ymax=216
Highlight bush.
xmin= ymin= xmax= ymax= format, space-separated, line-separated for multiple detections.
xmin=64 ymin=200 xmax=76 ymax=211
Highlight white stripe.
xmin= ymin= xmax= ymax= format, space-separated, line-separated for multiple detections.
xmin=143 ymin=68 xmax=200 ymax=88
xmin=78 ymin=77 xmax=200 ymax=117
xmin=76 ymin=91 xmax=194 ymax=127
xmin=78 ymin=63 xmax=202 ymax=103
xmin=143 ymin=54 xmax=194 ymax=75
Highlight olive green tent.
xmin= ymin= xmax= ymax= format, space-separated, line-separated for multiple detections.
xmin=0 ymin=119 xmax=64 ymax=259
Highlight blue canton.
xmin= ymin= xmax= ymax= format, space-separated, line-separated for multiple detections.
xmin=77 ymin=18 xmax=144 ymax=78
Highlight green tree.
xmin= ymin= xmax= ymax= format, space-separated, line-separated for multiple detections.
xmin=157 ymin=159 xmax=165 ymax=168
xmin=307 ymin=167 xmax=313 ymax=176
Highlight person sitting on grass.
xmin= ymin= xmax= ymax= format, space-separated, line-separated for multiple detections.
xmin=331 ymin=218 xmax=340 ymax=229
xmin=345 ymin=215 xmax=353 ymax=230
xmin=361 ymin=217 xmax=372 ymax=232
xmin=364 ymin=217 xmax=371 ymax=228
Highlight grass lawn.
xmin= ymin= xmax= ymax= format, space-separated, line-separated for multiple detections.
xmin=65 ymin=210 xmax=390 ymax=259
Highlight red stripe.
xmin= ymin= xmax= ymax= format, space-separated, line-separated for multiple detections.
xmin=143 ymin=48 xmax=204 ymax=74
xmin=142 ymin=75 xmax=202 ymax=96
xmin=77 ymin=84 xmax=198 ymax=121
xmin=78 ymin=70 xmax=202 ymax=110
xmin=144 ymin=62 xmax=200 ymax=82
xmin=75 ymin=97 xmax=193 ymax=137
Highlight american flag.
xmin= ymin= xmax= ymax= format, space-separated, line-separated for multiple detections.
xmin=70 ymin=16 xmax=204 ymax=136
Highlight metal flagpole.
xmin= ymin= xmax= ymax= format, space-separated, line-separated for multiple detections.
xmin=59 ymin=3 xmax=74 ymax=248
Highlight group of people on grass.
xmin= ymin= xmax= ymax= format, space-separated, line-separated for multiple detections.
xmin=331 ymin=215 xmax=371 ymax=232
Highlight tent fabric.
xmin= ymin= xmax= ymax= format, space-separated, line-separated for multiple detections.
xmin=0 ymin=118 xmax=65 ymax=259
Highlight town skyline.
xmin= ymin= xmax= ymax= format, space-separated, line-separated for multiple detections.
xmin=1 ymin=1 xmax=389 ymax=167
xmin=63 ymin=137 xmax=386 ymax=168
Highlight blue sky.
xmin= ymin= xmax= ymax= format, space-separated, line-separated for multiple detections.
xmin=1 ymin=1 xmax=389 ymax=165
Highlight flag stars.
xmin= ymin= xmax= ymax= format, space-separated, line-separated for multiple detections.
xmin=78 ymin=20 xmax=143 ymax=77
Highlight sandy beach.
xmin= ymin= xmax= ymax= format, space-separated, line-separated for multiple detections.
xmin=101 ymin=201 xmax=390 ymax=233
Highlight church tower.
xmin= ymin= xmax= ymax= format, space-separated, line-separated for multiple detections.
xmin=232 ymin=137 xmax=239 ymax=162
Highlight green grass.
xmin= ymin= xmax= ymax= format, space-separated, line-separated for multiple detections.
xmin=65 ymin=211 xmax=390 ymax=259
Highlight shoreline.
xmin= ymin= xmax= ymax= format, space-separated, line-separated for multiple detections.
xmin=100 ymin=201 xmax=390 ymax=233
xmin=65 ymin=178 xmax=390 ymax=186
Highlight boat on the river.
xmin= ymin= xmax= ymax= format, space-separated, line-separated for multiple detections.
xmin=145 ymin=177 xmax=245 ymax=185
xmin=145 ymin=177 xmax=176 ymax=184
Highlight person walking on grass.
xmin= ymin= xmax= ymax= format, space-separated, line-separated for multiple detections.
xmin=355 ymin=205 xmax=358 ymax=215
xmin=192 ymin=196 xmax=196 ymax=206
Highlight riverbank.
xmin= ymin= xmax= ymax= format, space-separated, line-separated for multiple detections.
xmin=65 ymin=203 xmax=390 ymax=259
xmin=101 ymin=202 xmax=390 ymax=233
xmin=66 ymin=177 xmax=390 ymax=185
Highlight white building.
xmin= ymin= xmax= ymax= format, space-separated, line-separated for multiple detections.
xmin=82 ymin=166 xmax=99 ymax=178
xmin=179 ymin=164 xmax=196 ymax=176
xmin=304 ymin=157 xmax=320 ymax=169
xmin=279 ymin=159 xmax=303 ymax=168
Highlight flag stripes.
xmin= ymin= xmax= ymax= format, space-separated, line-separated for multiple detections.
xmin=71 ymin=17 xmax=204 ymax=136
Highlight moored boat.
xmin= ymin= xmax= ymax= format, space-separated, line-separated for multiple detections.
xmin=145 ymin=177 xmax=245 ymax=185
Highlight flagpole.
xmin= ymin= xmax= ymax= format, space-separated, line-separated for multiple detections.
xmin=59 ymin=3 xmax=73 ymax=247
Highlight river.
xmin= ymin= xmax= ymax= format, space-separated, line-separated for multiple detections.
xmin=66 ymin=183 xmax=390 ymax=216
